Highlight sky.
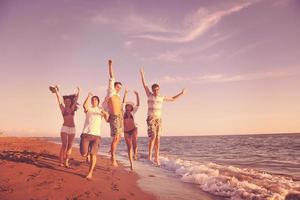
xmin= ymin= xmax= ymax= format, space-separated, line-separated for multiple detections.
xmin=0 ymin=0 xmax=300 ymax=137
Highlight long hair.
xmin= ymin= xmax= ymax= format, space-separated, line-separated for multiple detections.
xmin=63 ymin=94 xmax=78 ymax=111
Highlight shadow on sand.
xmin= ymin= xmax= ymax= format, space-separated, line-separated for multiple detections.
xmin=0 ymin=150 xmax=85 ymax=177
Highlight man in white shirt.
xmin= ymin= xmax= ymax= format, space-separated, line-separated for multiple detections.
xmin=140 ymin=68 xmax=185 ymax=166
xmin=102 ymin=60 xmax=123 ymax=167
xmin=80 ymin=93 xmax=108 ymax=179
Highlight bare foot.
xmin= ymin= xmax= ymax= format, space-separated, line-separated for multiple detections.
xmin=86 ymin=173 xmax=92 ymax=180
xmin=130 ymin=165 xmax=134 ymax=171
xmin=64 ymin=159 xmax=70 ymax=168
xmin=134 ymin=154 xmax=138 ymax=160
xmin=59 ymin=163 xmax=64 ymax=167
xmin=154 ymin=159 xmax=161 ymax=167
xmin=112 ymin=160 xmax=118 ymax=167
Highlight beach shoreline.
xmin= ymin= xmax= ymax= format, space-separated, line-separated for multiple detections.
xmin=0 ymin=137 xmax=156 ymax=200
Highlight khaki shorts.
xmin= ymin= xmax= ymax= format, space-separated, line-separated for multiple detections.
xmin=109 ymin=114 xmax=123 ymax=137
xmin=80 ymin=133 xmax=101 ymax=156
xmin=146 ymin=116 xmax=162 ymax=138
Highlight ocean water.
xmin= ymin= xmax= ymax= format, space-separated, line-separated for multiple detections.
xmin=47 ymin=133 xmax=300 ymax=200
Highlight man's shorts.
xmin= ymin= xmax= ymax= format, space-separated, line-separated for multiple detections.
xmin=109 ymin=114 xmax=123 ymax=137
xmin=146 ymin=116 xmax=162 ymax=138
xmin=80 ymin=133 xmax=101 ymax=156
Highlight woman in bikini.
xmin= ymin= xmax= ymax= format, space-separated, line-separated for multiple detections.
xmin=122 ymin=89 xmax=140 ymax=171
xmin=50 ymin=85 xmax=80 ymax=167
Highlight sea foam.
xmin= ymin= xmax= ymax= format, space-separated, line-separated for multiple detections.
xmin=159 ymin=156 xmax=300 ymax=200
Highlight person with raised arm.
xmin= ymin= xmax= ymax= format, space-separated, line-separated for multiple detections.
xmin=140 ymin=68 xmax=185 ymax=166
xmin=122 ymin=89 xmax=140 ymax=171
xmin=50 ymin=85 xmax=80 ymax=167
xmin=80 ymin=92 xmax=109 ymax=180
xmin=102 ymin=60 xmax=124 ymax=167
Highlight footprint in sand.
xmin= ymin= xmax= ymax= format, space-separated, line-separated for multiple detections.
xmin=148 ymin=174 xmax=156 ymax=177
xmin=0 ymin=185 xmax=14 ymax=193
xmin=94 ymin=191 xmax=102 ymax=197
xmin=111 ymin=183 xmax=119 ymax=192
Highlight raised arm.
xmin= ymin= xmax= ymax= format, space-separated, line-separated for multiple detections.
xmin=164 ymin=89 xmax=186 ymax=102
xmin=134 ymin=90 xmax=140 ymax=107
xmin=140 ymin=68 xmax=151 ymax=96
xmin=71 ymin=87 xmax=80 ymax=111
xmin=108 ymin=59 xmax=114 ymax=79
xmin=54 ymin=86 xmax=64 ymax=111
xmin=83 ymin=92 xmax=93 ymax=113
xmin=122 ymin=89 xmax=129 ymax=104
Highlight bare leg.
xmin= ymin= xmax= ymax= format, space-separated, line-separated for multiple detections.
xmin=86 ymin=153 xmax=91 ymax=164
xmin=110 ymin=134 xmax=120 ymax=167
xmin=154 ymin=135 xmax=160 ymax=166
xmin=132 ymin=129 xmax=138 ymax=160
xmin=86 ymin=154 xmax=97 ymax=180
xmin=148 ymin=134 xmax=155 ymax=161
xmin=124 ymin=133 xmax=134 ymax=171
xmin=65 ymin=134 xmax=75 ymax=167
xmin=60 ymin=132 xmax=68 ymax=166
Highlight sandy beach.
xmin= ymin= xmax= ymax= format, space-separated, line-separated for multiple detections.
xmin=0 ymin=137 xmax=156 ymax=200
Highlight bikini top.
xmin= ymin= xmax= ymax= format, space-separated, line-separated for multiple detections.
xmin=124 ymin=112 xmax=133 ymax=120
xmin=62 ymin=109 xmax=75 ymax=116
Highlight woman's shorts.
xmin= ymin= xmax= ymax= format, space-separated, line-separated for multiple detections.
xmin=61 ymin=126 xmax=76 ymax=135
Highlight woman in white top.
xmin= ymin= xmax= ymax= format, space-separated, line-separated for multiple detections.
xmin=122 ymin=89 xmax=140 ymax=171
xmin=50 ymin=85 xmax=79 ymax=167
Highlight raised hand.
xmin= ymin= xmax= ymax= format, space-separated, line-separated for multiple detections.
xmin=181 ymin=89 xmax=186 ymax=95
xmin=88 ymin=92 xmax=93 ymax=97
xmin=140 ymin=68 xmax=145 ymax=76
xmin=75 ymin=87 xmax=80 ymax=95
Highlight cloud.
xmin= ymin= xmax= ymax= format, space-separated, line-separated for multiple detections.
xmin=137 ymin=1 xmax=253 ymax=43
xmin=90 ymin=12 xmax=175 ymax=34
xmin=124 ymin=14 xmax=174 ymax=33
xmin=91 ymin=14 xmax=116 ymax=24
xmin=89 ymin=1 xmax=253 ymax=44
xmin=161 ymin=70 xmax=296 ymax=84
xmin=155 ymin=33 xmax=234 ymax=62
xmin=124 ymin=41 xmax=133 ymax=48
xmin=228 ymin=39 xmax=268 ymax=59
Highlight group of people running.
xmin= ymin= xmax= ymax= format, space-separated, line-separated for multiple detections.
xmin=50 ymin=60 xmax=185 ymax=179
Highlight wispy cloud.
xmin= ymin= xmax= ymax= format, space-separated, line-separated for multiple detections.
xmin=228 ymin=39 xmax=268 ymax=59
xmin=124 ymin=41 xmax=133 ymax=48
xmin=137 ymin=1 xmax=253 ymax=43
xmin=91 ymin=14 xmax=116 ymax=24
xmin=89 ymin=1 xmax=254 ymax=44
xmin=155 ymin=33 xmax=235 ymax=62
xmin=161 ymin=70 xmax=296 ymax=84
xmin=90 ymin=12 xmax=176 ymax=34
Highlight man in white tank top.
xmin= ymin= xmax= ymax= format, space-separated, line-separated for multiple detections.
xmin=80 ymin=92 xmax=109 ymax=179
xmin=140 ymin=68 xmax=186 ymax=166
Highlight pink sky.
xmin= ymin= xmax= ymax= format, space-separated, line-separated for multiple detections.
xmin=0 ymin=0 xmax=300 ymax=137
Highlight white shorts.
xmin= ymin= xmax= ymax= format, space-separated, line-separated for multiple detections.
xmin=61 ymin=126 xmax=76 ymax=135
